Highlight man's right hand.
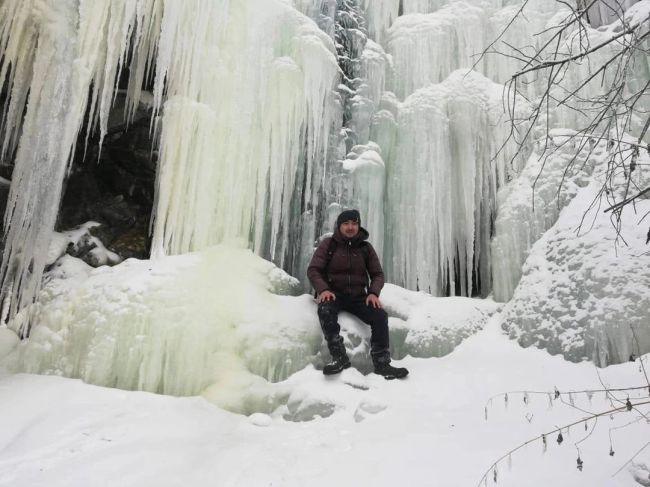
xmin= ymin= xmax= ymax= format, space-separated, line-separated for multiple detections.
xmin=317 ymin=290 xmax=336 ymax=303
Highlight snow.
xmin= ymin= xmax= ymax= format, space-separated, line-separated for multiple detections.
xmin=1 ymin=245 xmax=500 ymax=399
xmin=47 ymin=222 xmax=122 ymax=267
xmin=1 ymin=319 xmax=649 ymax=486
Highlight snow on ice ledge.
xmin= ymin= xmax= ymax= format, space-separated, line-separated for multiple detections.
xmin=501 ymin=182 xmax=650 ymax=367
xmin=0 ymin=245 xmax=498 ymax=415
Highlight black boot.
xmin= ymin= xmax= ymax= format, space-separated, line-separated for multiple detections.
xmin=323 ymin=335 xmax=351 ymax=375
xmin=372 ymin=351 xmax=408 ymax=380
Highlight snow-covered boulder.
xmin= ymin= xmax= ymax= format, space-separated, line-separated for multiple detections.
xmin=501 ymin=183 xmax=650 ymax=366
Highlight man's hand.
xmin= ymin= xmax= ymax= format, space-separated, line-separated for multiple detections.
xmin=365 ymin=294 xmax=382 ymax=308
xmin=318 ymin=290 xmax=336 ymax=303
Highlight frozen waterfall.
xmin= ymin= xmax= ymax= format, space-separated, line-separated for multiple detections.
xmin=1 ymin=0 xmax=649 ymax=336
xmin=0 ymin=0 xmax=338 ymax=329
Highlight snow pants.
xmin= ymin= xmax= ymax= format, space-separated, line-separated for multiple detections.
xmin=317 ymin=294 xmax=390 ymax=357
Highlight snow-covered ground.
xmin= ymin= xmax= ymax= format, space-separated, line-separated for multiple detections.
xmin=1 ymin=316 xmax=649 ymax=487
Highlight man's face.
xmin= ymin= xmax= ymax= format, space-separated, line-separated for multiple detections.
xmin=340 ymin=220 xmax=359 ymax=238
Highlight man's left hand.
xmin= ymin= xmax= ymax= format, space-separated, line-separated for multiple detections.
xmin=366 ymin=294 xmax=382 ymax=308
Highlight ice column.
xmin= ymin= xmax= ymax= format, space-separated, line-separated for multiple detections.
xmin=0 ymin=0 xmax=162 ymax=330
xmin=386 ymin=71 xmax=528 ymax=296
xmin=150 ymin=0 xmax=338 ymax=270
xmin=0 ymin=0 xmax=79 ymax=327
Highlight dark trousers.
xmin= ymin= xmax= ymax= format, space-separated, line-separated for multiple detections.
xmin=317 ymin=294 xmax=389 ymax=355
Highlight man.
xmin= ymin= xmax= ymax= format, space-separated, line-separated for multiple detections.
xmin=307 ymin=209 xmax=408 ymax=379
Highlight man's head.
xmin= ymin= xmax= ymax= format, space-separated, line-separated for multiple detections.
xmin=336 ymin=209 xmax=361 ymax=238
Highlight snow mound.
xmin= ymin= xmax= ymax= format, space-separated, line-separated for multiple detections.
xmin=501 ymin=182 xmax=650 ymax=366
xmin=381 ymin=284 xmax=500 ymax=358
xmin=4 ymin=245 xmax=320 ymax=402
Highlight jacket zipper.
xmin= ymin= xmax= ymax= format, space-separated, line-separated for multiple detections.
xmin=348 ymin=240 xmax=352 ymax=294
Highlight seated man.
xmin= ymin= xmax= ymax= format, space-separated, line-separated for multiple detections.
xmin=307 ymin=209 xmax=408 ymax=380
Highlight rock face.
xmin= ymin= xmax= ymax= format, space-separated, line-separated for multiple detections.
xmin=58 ymin=94 xmax=156 ymax=260
xmin=501 ymin=183 xmax=650 ymax=366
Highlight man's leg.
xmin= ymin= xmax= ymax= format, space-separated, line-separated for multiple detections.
xmin=317 ymin=298 xmax=351 ymax=375
xmin=341 ymin=297 xmax=390 ymax=355
xmin=343 ymin=297 xmax=408 ymax=379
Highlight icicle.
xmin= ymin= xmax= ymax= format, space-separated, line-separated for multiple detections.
xmin=150 ymin=0 xmax=338 ymax=266
xmin=0 ymin=0 xmax=81 ymax=332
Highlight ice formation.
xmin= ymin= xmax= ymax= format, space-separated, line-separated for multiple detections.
xmin=385 ymin=70 xmax=529 ymax=296
xmin=1 ymin=244 xmax=498 ymax=413
xmin=0 ymin=0 xmax=338 ymax=327
xmin=3 ymin=246 xmax=313 ymax=398
xmin=501 ymin=165 xmax=650 ymax=366
xmin=1 ymin=0 xmax=648 ymax=382
xmin=491 ymin=132 xmax=603 ymax=301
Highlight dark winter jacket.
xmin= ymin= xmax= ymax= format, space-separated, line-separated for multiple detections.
xmin=307 ymin=226 xmax=385 ymax=298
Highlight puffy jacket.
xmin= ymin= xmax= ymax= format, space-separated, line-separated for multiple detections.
xmin=307 ymin=226 xmax=384 ymax=298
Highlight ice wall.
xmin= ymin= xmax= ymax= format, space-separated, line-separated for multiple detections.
xmin=491 ymin=3 xmax=650 ymax=301
xmin=150 ymin=0 xmax=338 ymax=267
xmin=0 ymin=0 xmax=80 ymax=327
xmin=492 ymin=132 xmax=602 ymax=302
xmin=385 ymin=70 xmax=529 ymax=296
xmin=0 ymin=0 xmax=338 ymax=327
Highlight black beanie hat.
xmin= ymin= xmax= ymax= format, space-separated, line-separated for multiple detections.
xmin=336 ymin=209 xmax=361 ymax=228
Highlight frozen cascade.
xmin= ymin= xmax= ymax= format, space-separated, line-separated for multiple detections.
xmin=0 ymin=0 xmax=89 ymax=328
xmin=0 ymin=0 xmax=339 ymax=326
xmin=491 ymin=5 xmax=650 ymax=301
xmin=385 ymin=70 xmax=529 ymax=296
xmin=150 ymin=0 xmax=338 ymax=266
xmin=385 ymin=1 xmax=556 ymax=100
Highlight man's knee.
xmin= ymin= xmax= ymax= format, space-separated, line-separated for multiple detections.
xmin=317 ymin=301 xmax=339 ymax=322
xmin=370 ymin=307 xmax=388 ymax=326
